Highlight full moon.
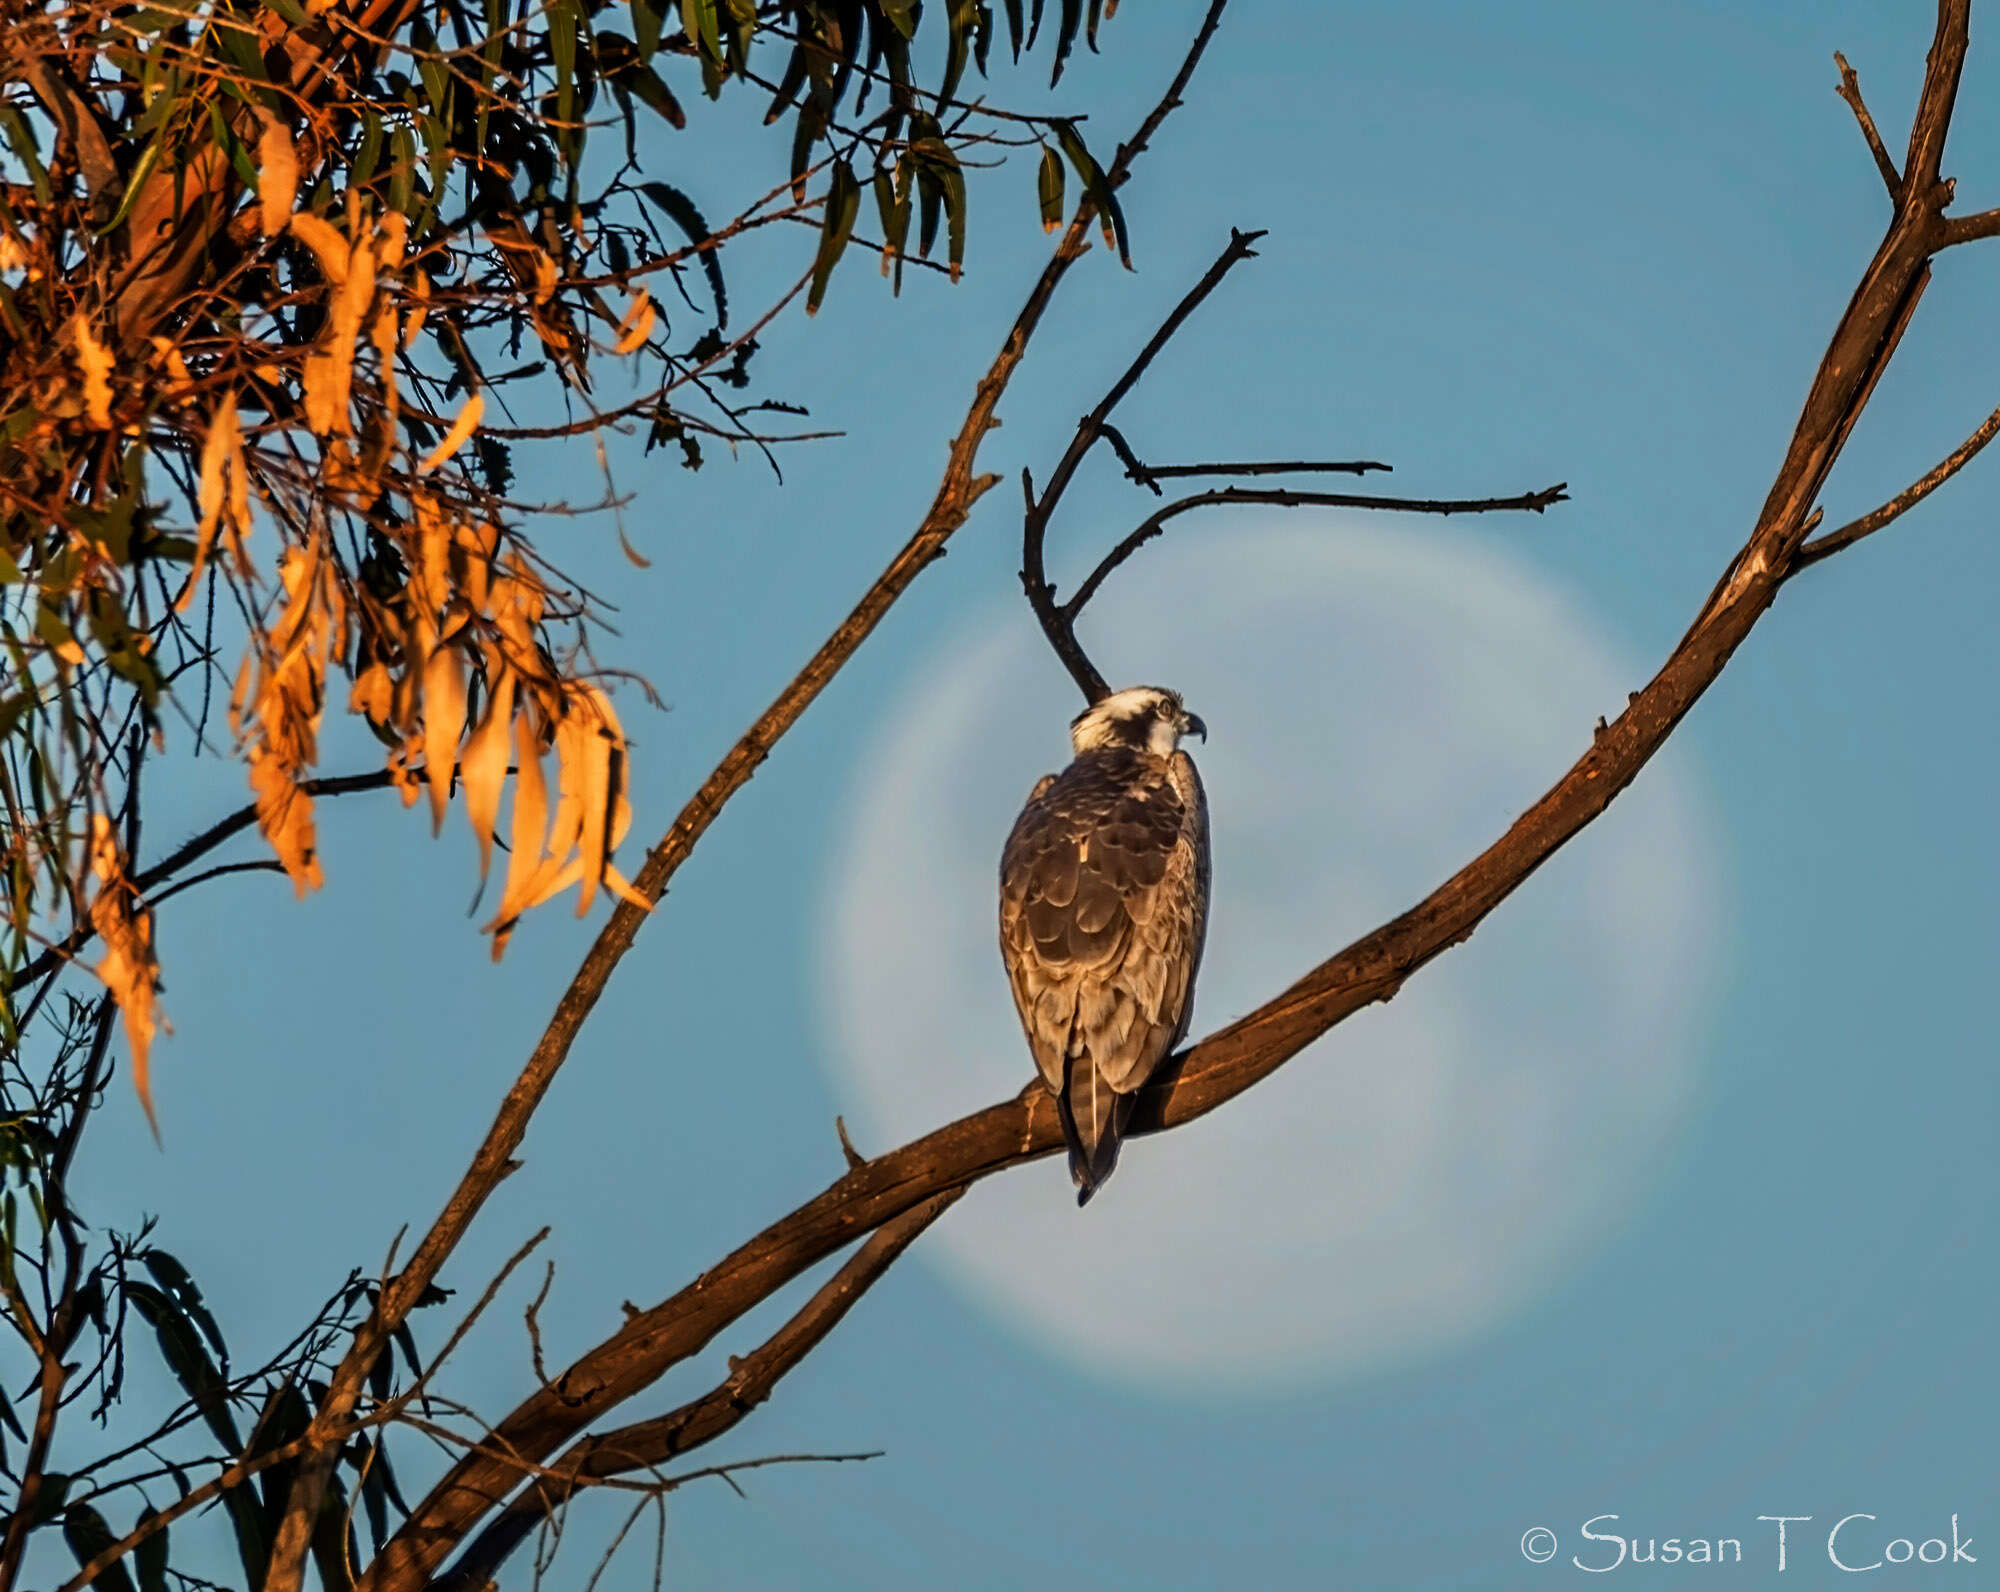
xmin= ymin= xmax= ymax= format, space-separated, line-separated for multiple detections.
xmin=819 ymin=517 xmax=1719 ymax=1394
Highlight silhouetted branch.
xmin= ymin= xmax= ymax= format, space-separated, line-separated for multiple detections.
xmin=3 ymin=770 xmax=400 ymax=994
xmin=1064 ymin=482 xmax=1569 ymax=621
xmin=434 ymin=1189 xmax=963 ymax=1592
xmin=1138 ymin=457 xmax=1395 ymax=483
xmin=1020 ymin=226 xmax=1271 ymax=701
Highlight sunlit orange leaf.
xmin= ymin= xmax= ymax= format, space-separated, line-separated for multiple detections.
xmin=420 ymin=393 xmax=484 ymax=474
xmin=88 ymin=816 xmax=166 ymax=1136
xmin=256 ymin=111 xmax=300 ymax=236
xmin=460 ymin=660 xmax=515 ymax=880
xmin=249 ymin=743 xmax=322 ymax=896
xmin=71 ymin=314 xmax=113 ymax=427
xmin=288 ymin=212 xmax=350 ymax=283
xmin=613 ymin=290 xmax=656 ymax=354
xmin=421 ymin=643 xmax=467 ymax=833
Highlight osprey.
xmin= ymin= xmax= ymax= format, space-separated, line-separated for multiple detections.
xmin=999 ymin=685 xmax=1211 ymax=1205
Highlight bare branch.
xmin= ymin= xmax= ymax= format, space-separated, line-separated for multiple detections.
xmin=3 ymin=770 xmax=400 ymax=994
xmin=1133 ymin=457 xmax=1395 ymax=483
xmin=433 ymin=1190 xmax=963 ymax=1592
xmin=1835 ymin=51 xmax=1903 ymax=196
xmin=1795 ymin=396 xmax=2000 ymax=568
xmin=339 ymin=15 xmax=1989 ymax=1581
xmin=1021 ymin=227 xmax=1270 ymax=702
xmin=299 ymin=10 xmax=1243 ymax=1589
xmin=1939 ymin=206 xmax=2000 ymax=246
xmin=1063 ymin=482 xmax=1569 ymax=622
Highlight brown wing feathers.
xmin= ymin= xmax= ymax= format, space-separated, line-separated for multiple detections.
xmin=999 ymin=747 xmax=1207 ymax=1204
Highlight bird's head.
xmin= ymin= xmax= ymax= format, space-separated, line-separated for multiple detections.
xmin=1069 ymin=685 xmax=1207 ymax=756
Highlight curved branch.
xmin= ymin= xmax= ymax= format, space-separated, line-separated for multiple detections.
xmin=309 ymin=9 xmax=1244 ymax=1590
xmin=1020 ymin=227 xmax=1268 ymax=703
xmin=344 ymin=12 xmax=1984 ymax=1585
xmin=3 ymin=770 xmax=399 ymax=995
xmin=433 ymin=1189 xmax=964 ymax=1592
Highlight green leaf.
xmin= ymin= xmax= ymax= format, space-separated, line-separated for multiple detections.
xmin=1051 ymin=117 xmax=1129 ymax=266
xmin=140 ymin=1249 xmax=229 ymax=1363
xmin=1037 ymin=144 xmax=1064 ymax=232
xmin=638 ymin=180 xmax=727 ymax=327
xmin=623 ymin=63 xmax=685 ymax=129
xmin=550 ymin=0 xmax=579 ymax=132
xmin=0 ymin=107 xmax=51 ymax=205
xmin=133 ymin=1509 xmax=170 ymax=1592
xmin=941 ymin=160 xmax=967 ymax=280
xmin=1050 ymin=0 xmax=1081 ymax=85
xmin=880 ymin=0 xmax=918 ymax=40
xmin=97 ymin=127 xmax=167 ymax=237
xmin=205 ymin=103 xmax=259 ymax=188
xmin=209 ymin=14 xmax=269 ymax=83
xmin=63 ymin=1502 xmax=138 ymax=1592
xmin=764 ymin=40 xmax=810 ymax=122
xmin=125 ymin=1280 xmax=241 ymax=1454
xmin=30 ymin=1471 xmax=71 ymax=1527
xmin=632 ymin=0 xmax=664 ymax=59
xmin=873 ymin=167 xmax=910 ymax=283
xmin=680 ymin=0 xmax=720 ymax=64
xmin=940 ymin=0 xmax=976 ymax=107
xmin=388 ymin=125 xmax=415 ymax=214
xmin=806 ymin=160 xmax=862 ymax=315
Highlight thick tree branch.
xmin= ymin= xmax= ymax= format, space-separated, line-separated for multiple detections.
xmin=432 ymin=1189 xmax=964 ymax=1592
xmin=341 ymin=13 xmax=1991 ymax=1588
xmin=1795 ymin=395 xmax=2000 ymax=568
xmin=304 ymin=9 xmax=1241 ymax=1590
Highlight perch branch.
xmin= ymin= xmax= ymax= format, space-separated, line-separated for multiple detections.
xmin=346 ymin=13 xmax=1994 ymax=1589
xmin=304 ymin=8 xmax=1242 ymax=1588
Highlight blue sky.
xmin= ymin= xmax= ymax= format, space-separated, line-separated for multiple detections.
xmin=37 ymin=1 xmax=2000 ymax=1587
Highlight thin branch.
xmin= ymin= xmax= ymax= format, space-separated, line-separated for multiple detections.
xmin=1138 ymin=457 xmax=1395 ymax=482
xmin=141 ymin=859 xmax=288 ymax=911
xmin=433 ymin=1189 xmax=963 ymax=1592
xmin=1835 ymin=51 xmax=1903 ymax=196
xmin=1063 ymin=483 xmax=1570 ymax=621
xmin=1795 ymin=395 xmax=2000 ymax=568
xmin=1021 ymin=226 xmax=1270 ymax=702
xmin=342 ymin=14 xmax=1985 ymax=1582
xmin=1097 ymin=421 xmax=1393 ymax=493
xmin=305 ymin=11 xmax=1243 ymax=1591
xmin=3 ymin=770 xmax=399 ymax=993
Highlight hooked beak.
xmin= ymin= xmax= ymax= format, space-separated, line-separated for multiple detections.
xmin=1182 ymin=711 xmax=1208 ymax=742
